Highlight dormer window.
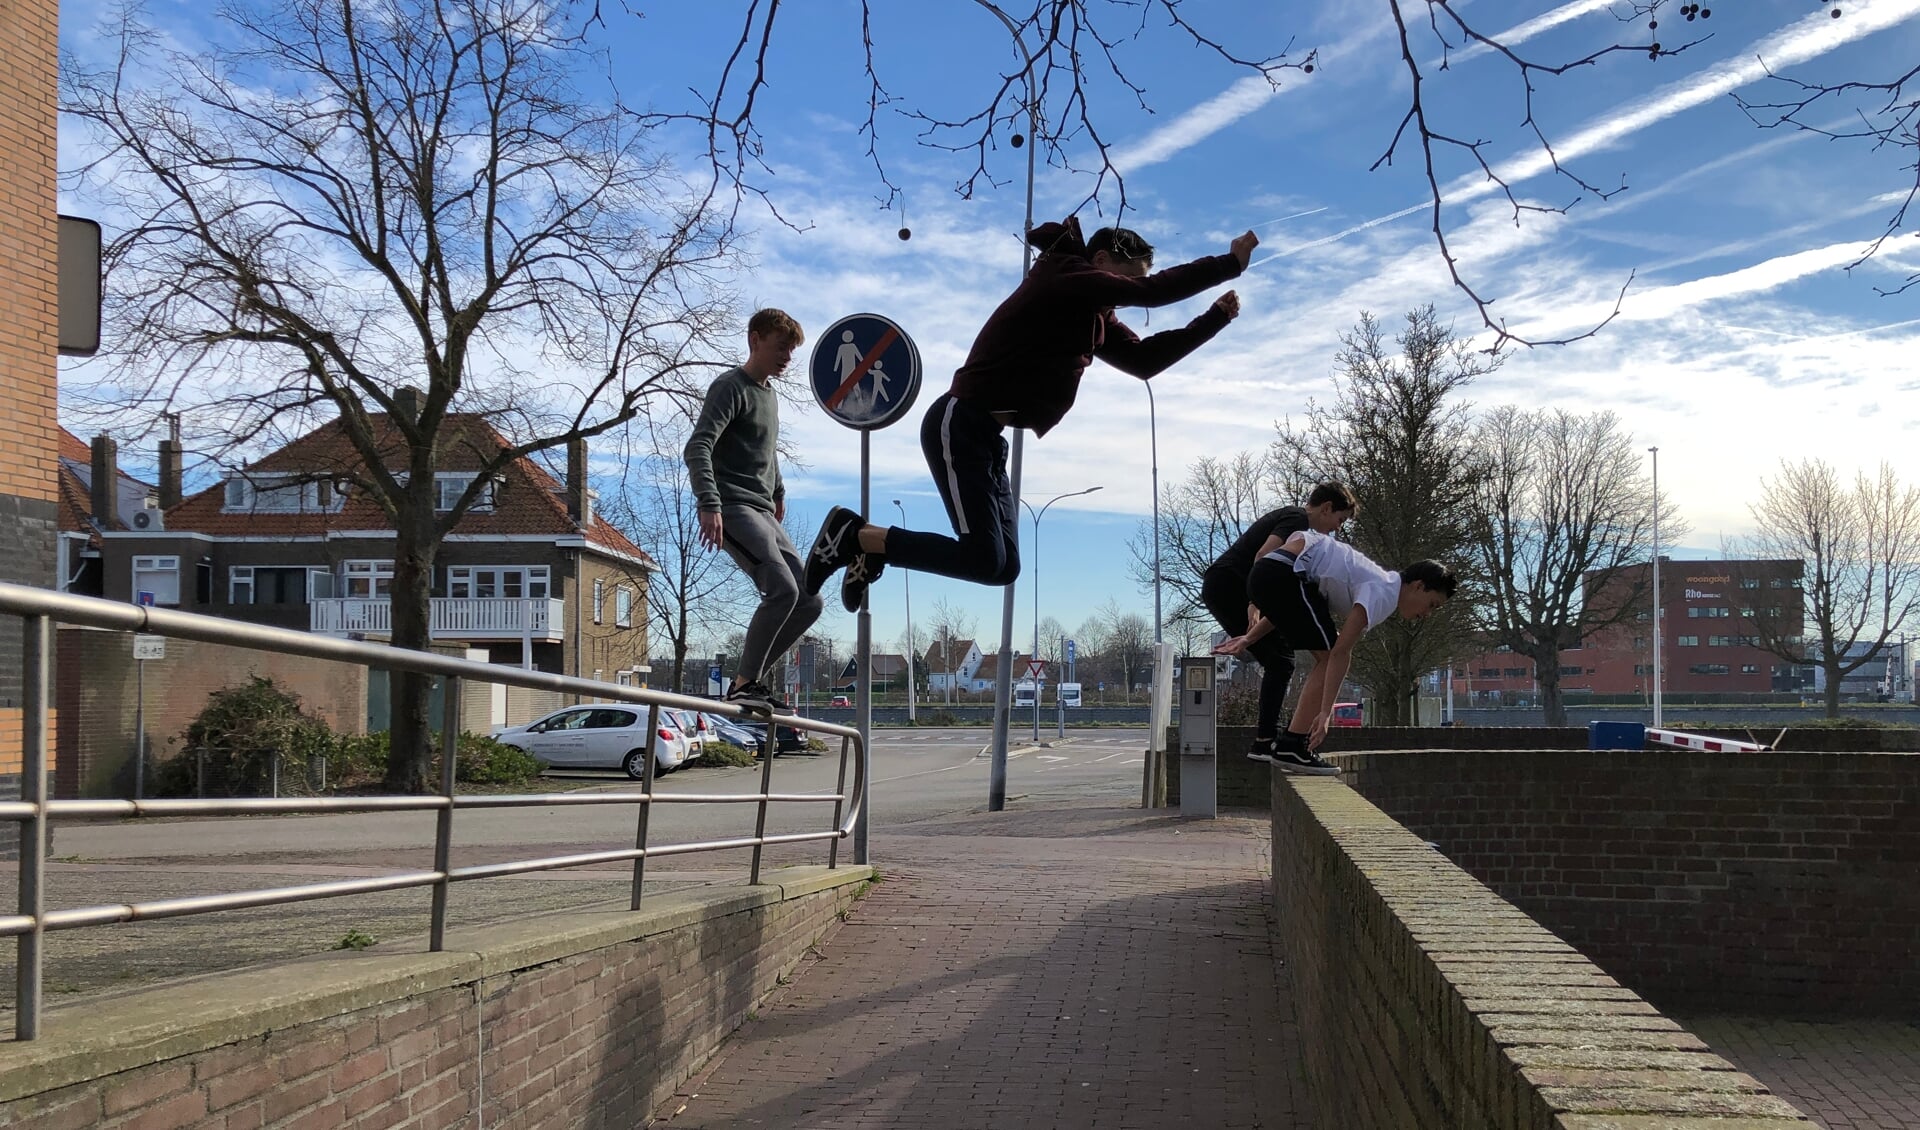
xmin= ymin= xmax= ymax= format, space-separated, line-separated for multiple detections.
xmin=435 ymin=473 xmax=498 ymax=513
xmin=222 ymin=474 xmax=342 ymax=513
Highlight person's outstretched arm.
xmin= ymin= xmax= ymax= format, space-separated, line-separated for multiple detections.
xmin=1074 ymin=230 xmax=1258 ymax=309
xmin=1098 ymin=291 xmax=1241 ymax=379
xmin=1306 ymin=609 xmax=1369 ymax=748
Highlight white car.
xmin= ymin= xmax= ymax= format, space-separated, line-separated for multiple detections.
xmin=668 ymin=708 xmax=714 ymax=759
xmin=491 ymin=705 xmax=688 ymax=779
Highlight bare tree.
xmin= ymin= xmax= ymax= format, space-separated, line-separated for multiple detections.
xmin=1272 ymin=307 xmax=1491 ymax=724
xmin=1095 ymin=599 xmax=1152 ymax=700
xmin=924 ymin=597 xmax=978 ymax=704
xmin=1126 ymin=451 xmax=1283 ymax=643
xmin=1471 ymin=407 xmax=1670 ymax=726
xmin=61 ymin=0 xmax=736 ymax=790
xmin=1729 ymin=459 xmax=1920 ymax=717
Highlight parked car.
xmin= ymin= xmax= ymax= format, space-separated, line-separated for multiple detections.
xmin=490 ymin=705 xmax=688 ymax=778
xmin=829 ymin=695 xmax=852 ymax=707
xmin=740 ymin=721 xmax=806 ymax=756
xmin=702 ymin=711 xmax=764 ymax=754
xmin=669 ymin=708 xmax=713 ymax=758
xmin=1330 ymin=702 xmax=1364 ymax=728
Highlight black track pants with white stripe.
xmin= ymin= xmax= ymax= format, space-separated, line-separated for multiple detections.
xmin=884 ymin=392 xmax=1021 ymax=585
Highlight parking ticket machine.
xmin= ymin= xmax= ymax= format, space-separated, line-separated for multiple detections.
xmin=1179 ymin=654 xmax=1217 ymax=819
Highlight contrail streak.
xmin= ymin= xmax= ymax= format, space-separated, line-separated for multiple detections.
xmin=1252 ymin=207 xmax=1329 ymax=229
xmin=1245 ymin=202 xmax=1430 ymax=270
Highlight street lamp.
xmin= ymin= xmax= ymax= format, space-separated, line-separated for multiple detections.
xmin=1021 ymin=485 xmax=1102 ymax=741
xmin=972 ymin=0 xmax=1039 ymax=813
xmin=1649 ymin=445 xmax=1663 ymax=729
xmin=893 ymin=499 xmax=915 ymax=723
xmin=1146 ymin=380 xmax=1162 ymax=646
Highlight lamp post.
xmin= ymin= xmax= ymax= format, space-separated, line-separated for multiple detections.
xmin=1649 ymin=446 xmax=1663 ymax=728
xmin=1021 ymin=485 xmax=1103 ymax=741
xmin=893 ymin=499 xmax=915 ymax=723
xmin=1146 ymin=379 xmax=1163 ymax=645
xmin=973 ymin=0 xmax=1038 ymax=813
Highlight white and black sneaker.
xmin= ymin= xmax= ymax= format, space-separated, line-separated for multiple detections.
xmin=1247 ymin=738 xmax=1277 ymax=763
xmin=805 ymin=506 xmax=864 ymax=595
xmin=1270 ymin=734 xmax=1339 ymax=777
xmin=725 ymin=679 xmax=780 ymax=717
xmin=840 ymin=552 xmax=885 ymax=613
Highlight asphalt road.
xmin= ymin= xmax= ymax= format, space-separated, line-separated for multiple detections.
xmin=1 ymin=729 xmax=1149 ymax=1008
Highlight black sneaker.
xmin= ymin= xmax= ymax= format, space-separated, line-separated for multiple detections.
xmin=1247 ymin=737 xmax=1277 ymax=763
xmin=1271 ymin=741 xmax=1339 ymax=777
xmin=804 ymin=506 xmax=864 ymax=595
xmin=725 ymin=679 xmax=777 ymax=716
xmin=840 ymin=552 xmax=885 ymax=613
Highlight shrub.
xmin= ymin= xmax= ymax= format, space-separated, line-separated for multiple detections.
xmin=452 ymin=733 xmax=542 ymax=785
xmin=169 ymin=677 xmax=337 ymax=797
xmin=702 ymin=741 xmax=757 ymax=768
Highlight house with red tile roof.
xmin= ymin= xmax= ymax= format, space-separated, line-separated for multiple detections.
xmin=89 ymin=412 xmax=656 ymax=683
xmin=56 ymin=428 xmax=160 ymax=597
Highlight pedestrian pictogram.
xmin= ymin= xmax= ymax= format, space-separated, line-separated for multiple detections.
xmin=810 ymin=313 xmax=921 ymax=431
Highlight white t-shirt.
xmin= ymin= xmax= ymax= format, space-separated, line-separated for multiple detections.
xmin=1270 ymin=530 xmax=1401 ymax=634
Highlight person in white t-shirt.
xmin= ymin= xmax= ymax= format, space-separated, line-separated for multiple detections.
xmin=1213 ymin=529 xmax=1456 ymax=775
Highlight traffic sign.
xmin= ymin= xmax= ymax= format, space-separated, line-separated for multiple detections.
xmin=809 ymin=313 xmax=922 ymax=431
xmin=1065 ymin=639 xmax=1075 ymax=663
xmin=1025 ymin=660 xmax=1047 ymax=680
xmin=133 ymin=634 xmax=166 ymax=661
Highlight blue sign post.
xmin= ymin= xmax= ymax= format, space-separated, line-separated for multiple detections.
xmin=808 ymin=313 xmax=922 ymax=868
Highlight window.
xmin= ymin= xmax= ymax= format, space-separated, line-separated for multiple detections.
xmin=1689 ymin=663 xmax=1730 ymax=675
xmin=1741 ymin=578 xmax=1760 ymax=590
xmin=1635 ymin=611 xmax=1651 ymax=621
xmin=230 ymin=566 xmax=254 ymax=605
xmin=614 ymin=586 xmax=633 ymax=628
xmin=1677 ymin=635 xmax=1699 ymax=647
xmin=1503 ymin=667 xmax=1527 ymax=678
xmin=1771 ymin=577 xmax=1802 ymax=590
xmin=1741 ymin=607 xmax=1757 ymax=618
xmin=1633 ymin=636 xmax=1648 ymax=649
xmin=1478 ymin=668 xmax=1500 ymax=679
xmin=1634 ymin=664 xmax=1653 ymax=676
xmin=309 ymin=568 xmax=337 ymax=600
xmin=1742 ymin=664 xmax=1760 ymax=674
xmin=593 ymin=578 xmax=604 ymax=624
xmin=434 ymin=473 xmax=497 ymax=513
xmin=1560 ymin=665 xmax=1583 ymax=676
xmin=132 ymin=556 xmax=181 ymax=605
xmin=342 ymin=560 xmax=394 ymax=598
xmin=447 ymin=566 xmax=550 ymax=600
xmin=222 ymin=474 xmax=339 ymax=513
xmin=237 ymin=566 xmax=319 ymax=605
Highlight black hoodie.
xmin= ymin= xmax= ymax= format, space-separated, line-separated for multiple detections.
xmin=947 ymin=216 xmax=1243 ymax=436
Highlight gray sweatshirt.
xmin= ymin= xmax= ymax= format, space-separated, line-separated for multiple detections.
xmin=684 ymin=366 xmax=785 ymax=514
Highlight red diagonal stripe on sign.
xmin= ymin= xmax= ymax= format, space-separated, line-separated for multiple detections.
xmin=825 ymin=326 xmax=900 ymax=411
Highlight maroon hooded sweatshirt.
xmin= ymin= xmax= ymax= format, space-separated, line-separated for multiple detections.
xmin=947 ymin=216 xmax=1244 ymax=437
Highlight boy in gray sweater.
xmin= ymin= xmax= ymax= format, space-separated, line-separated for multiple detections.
xmin=684 ymin=309 xmax=819 ymax=714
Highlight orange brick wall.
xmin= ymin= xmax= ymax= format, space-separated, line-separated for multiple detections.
xmin=0 ymin=0 xmax=63 ymax=840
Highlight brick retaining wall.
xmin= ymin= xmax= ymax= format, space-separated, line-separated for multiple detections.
xmin=0 ymin=867 xmax=870 ymax=1128
xmin=1338 ymin=750 xmax=1920 ymax=1017
xmin=1271 ymin=775 xmax=1810 ymax=1128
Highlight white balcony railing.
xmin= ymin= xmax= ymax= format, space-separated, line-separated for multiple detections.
xmin=311 ymin=597 xmax=567 ymax=641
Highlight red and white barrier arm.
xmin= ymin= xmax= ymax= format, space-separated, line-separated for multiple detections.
xmin=1645 ymin=727 xmax=1771 ymax=753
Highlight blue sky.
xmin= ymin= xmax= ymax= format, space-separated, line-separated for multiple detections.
xmin=58 ymin=1 xmax=1920 ymax=657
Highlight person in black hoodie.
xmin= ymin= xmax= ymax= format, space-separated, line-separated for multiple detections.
xmin=804 ymin=217 xmax=1256 ymax=611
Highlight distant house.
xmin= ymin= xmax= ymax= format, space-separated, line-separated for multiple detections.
xmin=837 ymin=652 xmax=911 ymax=692
xmin=967 ymin=652 xmax=1046 ymax=694
xmin=84 ymin=410 xmax=655 ymax=683
xmin=56 ymin=429 xmax=159 ymax=598
xmin=925 ymin=637 xmax=982 ymax=695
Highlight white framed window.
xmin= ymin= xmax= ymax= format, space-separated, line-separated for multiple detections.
xmin=230 ymin=566 xmax=255 ymax=605
xmin=614 ymin=586 xmax=633 ymax=628
xmin=309 ymin=568 xmax=337 ymax=600
xmin=434 ymin=473 xmax=497 ymax=513
xmin=342 ymin=559 xmax=394 ymax=598
xmin=447 ymin=565 xmax=549 ymax=600
xmin=132 ymin=556 xmax=181 ymax=606
xmin=593 ymin=578 xmax=604 ymax=624
xmin=222 ymin=474 xmax=340 ymax=513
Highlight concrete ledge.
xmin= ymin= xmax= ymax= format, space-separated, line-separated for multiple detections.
xmin=1271 ymin=776 xmax=1808 ymax=1129
xmin=0 ymin=863 xmax=872 ymax=1105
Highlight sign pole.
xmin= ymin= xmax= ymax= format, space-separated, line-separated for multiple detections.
xmin=854 ymin=431 xmax=872 ymax=865
xmin=134 ymin=656 xmax=146 ymax=801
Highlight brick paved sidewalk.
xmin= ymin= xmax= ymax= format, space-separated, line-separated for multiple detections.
xmin=1686 ymin=1015 xmax=1920 ymax=1130
xmin=650 ymin=804 xmax=1308 ymax=1129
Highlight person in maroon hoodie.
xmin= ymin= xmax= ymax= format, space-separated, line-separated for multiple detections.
xmin=804 ymin=216 xmax=1256 ymax=611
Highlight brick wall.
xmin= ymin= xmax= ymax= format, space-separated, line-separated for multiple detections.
xmin=54 ymin=627 xmax=367 ymax=798
xmin=0 ymin=0 xmax=61 ymax=854
xmin=0 ymin=868 xmax=871 ymax=1128
xmin=1338 ymin=749 xmax=1920 ymax=1017
xmin=1271 ymin=776 xmax=1809 ymax=1129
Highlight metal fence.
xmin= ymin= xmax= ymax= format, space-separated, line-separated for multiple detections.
xmin=0 ymin=581 xmax=865 ymax=1041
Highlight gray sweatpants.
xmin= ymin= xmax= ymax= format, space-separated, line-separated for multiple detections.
xmin=721 ymin=504 xmax=824 ymax=686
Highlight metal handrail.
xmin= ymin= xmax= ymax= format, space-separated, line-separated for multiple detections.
xmin=0 ymin=580 xmax=867 ymax=1041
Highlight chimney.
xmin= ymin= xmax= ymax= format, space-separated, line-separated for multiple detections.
xmin=393 ymin=385 xmax=422 ymax=424
xmin=90 ymin=435 xmax=119 ymax=529
xmin=157 ymin=424 xmax=183 ymax=511
xmin=566 ymin=437 xmax=589 ymax=526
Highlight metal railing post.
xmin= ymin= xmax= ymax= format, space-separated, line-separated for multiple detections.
xmin=829 ymin=734 xmax=851 ymax=869
xmin=629 ymin=703 xmax=659 ymax=911
xmin=17 ymin=614 xmax=50 ymax=1040
xmin=196 ymin=746 xmax=207 ymax=799
xmin=749 ymin=720 xmax=777 ymax=885
xmin=429 ymin=677 xmax=460 ymax=951
xmin=270 ymin=752 xmax=280 ymax=799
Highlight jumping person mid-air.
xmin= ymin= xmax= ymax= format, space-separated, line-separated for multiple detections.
xmin=803 ymin=217 xmax=1257 ymax=612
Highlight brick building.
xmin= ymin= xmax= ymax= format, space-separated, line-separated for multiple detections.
xmin=1452 ymin=558 xmax=1810 ymax=701
xmin=0 ymin=0 xmax=61 ymax=806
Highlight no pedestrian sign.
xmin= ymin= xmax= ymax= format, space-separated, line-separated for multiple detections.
xmin=809 ymin=313 xmax=922 ymax=431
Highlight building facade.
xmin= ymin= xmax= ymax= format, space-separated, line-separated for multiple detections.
xmin=0 ymin=0 xmax=61 ymax=801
